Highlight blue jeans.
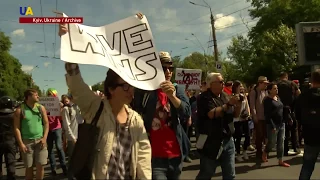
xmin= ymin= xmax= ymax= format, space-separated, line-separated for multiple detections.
xmin=47 ymin=128 xmax=67 ymax=173
xmin=196 ymin=137 xmax=235 ymax=180
xmin=152 ymin=157 xmax=182 ymax=180
xmin=265 ymin=123 xmax=285 ymax=159
xmin=299 ymin=144 xmax=320 ymax=180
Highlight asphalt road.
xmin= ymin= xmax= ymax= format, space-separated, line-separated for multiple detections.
xmin=181 ymin=149 xmax=320 ymax=179
xmin=1 ymin=146 xmax=320 ymax=179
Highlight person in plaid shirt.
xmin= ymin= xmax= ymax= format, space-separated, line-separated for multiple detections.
xmin=59 ymin=18 xmax=151 ymax=179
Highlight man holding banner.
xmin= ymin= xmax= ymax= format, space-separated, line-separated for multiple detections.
xmin=133 ymin=50 xmax=191 ymax=180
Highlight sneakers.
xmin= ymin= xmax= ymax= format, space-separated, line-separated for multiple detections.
xmin=184 ymin=156 xmax=192 ymax=163
xmin=236 ymin=154 xmax=243 ymax=162
xmin=248 ymin=145 xmax=255 ymax=151
xmin=279 ymin=161 xmax=290 ymax=167
xmin=243 ymin=151 xmax=249 ymax=160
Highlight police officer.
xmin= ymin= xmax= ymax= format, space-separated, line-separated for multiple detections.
xmin=0 ymin=96 xmax=17 ymax=180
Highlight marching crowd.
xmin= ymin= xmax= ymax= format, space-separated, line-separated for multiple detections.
xmin=0 ymin=13 xmax=319 ymax=180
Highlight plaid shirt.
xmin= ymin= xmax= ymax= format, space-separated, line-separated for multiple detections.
xmin=107 ymin=119 xmax=132 ymax=179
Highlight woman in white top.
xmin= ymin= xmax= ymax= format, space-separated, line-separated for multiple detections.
xmin=232 ymin=81 xmax=251 ymax=162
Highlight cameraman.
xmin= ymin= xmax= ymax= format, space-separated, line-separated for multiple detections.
xmin=196 ymin=73 xmax=241 ymax=180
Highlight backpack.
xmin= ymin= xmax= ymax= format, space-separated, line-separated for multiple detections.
xmin=277 ymin=80 xmax=295 ymax=106
xmin=20 ymin=102 xmax=45 ymax=124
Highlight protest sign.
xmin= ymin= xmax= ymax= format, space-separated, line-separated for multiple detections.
xmin=175 ymin=68 xmax=202 ymax=90
xmin=39 ymin=97 xmax=61 ymax=117
xmin=60 ymin=13 xmax=165 ymax=90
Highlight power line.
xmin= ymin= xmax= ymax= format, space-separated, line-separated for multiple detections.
xmin=154 ymin=0 xmax=249 ymax=33
xmin=39 ymin=0 xmax=48 ymax=61
xmin=53 ymin=0 xmax=58 ymax=58
xmin=215 ymin=6 xmax=251 ymax=20
xmin=216 ymin=19 xmax=258 ymax=30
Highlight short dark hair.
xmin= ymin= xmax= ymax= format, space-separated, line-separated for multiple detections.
xmin=311 ymin=69 xmax=320 ymax=84
xmin=225 ymin=81 xmax=233 ymax=87
xmin=280 ymin=72 xmax=288 ymax=78
xmin=104 ymin=69 xmax=121 ymax=99
xmin=24 ymin=89 xmax=38 ymax=100
xmin=61 ymin=94 xmax=69 ymax=103
xmin=266 ymin=82 xmax=277 ymax=92
xmin=231 ymin=80 xmax=241 ymax=93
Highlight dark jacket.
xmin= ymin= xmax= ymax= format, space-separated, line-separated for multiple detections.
xmin=197 ymin=90 xmax=234 ymax=159
xmin=295 ymin=87 xmax=320 ymax=146
xmin=133 ymin=84 xmax=191 ymax=160
xmin=0 ymin=110 xmax=16 ymax=143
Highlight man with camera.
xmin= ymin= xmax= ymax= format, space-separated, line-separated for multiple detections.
xmin=196 ymin=73 xmax=241 ymax=180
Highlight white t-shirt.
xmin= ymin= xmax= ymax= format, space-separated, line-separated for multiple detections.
xmin=233 ymin=100 xmax=247 ymax=122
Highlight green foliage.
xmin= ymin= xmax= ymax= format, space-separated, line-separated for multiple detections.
xmin=225 ymin=0 xmax=318 ymax=85
xmin=91 ymin=82 xmax=103 ymax=92
xmin=248 ymin=0 xmax=320 ymax=38
xmin=175 ymin=52 xmax=217 ymax=81
xmin=0 ymin=31 xmax=42 ymax=100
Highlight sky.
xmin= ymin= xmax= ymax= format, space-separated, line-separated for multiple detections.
xmin=0 ymin=0 xmax=257 ymax=96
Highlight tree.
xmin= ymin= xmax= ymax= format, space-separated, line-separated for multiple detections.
xmin=179 ymin=52 xmax=216 ymax=81
xmin=248 ymin=0 xmax=320 ymax=38
xmin=0 ymin=31 xmax=42 ymax=100
xmin=227 ymin=24 xmax=297 ymax=84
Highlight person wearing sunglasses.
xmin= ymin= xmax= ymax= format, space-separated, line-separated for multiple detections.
xmin=133 ymin=50 xmax=191 ymax=180
xmin=58 ymin=15 xmax=151 ymax=179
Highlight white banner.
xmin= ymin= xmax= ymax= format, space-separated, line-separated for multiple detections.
xmin=60 ymin=13 xmax=165 ymax=90
xmin=39 ymin=97 xmax=61 ymax=117
xmin=175 ymin=68 xmax=202 ymax=90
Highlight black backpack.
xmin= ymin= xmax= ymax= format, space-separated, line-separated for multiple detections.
xmin=277 ymin=80 xmax=295 ymax=106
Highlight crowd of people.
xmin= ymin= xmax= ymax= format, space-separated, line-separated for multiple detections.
xmin=0 ymin=13 xmax=319 ymax=180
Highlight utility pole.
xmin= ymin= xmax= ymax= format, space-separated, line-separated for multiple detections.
xmin=210 ymin=12 xmax=219 ymax=61
xmin=189 ymin=1 xmax=219 ymax=61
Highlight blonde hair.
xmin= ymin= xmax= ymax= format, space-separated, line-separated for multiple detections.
xmin=206 ymin=72 xmax=222 ymax=87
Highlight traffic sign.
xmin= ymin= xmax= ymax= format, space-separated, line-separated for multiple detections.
xmin=216 ymin=62 xmax=222 ymax=72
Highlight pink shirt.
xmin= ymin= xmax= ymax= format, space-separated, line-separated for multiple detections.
xmin=48 ymin=116 xmax=62 ymax=131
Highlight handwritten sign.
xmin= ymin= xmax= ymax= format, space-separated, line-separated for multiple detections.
xmin=175 ymin=68 xmax=202 ymax=90
xmin=39 ymin=97 xmax=61 ymax=117
xmin=60 ymin=13 xmax=165 ymax=90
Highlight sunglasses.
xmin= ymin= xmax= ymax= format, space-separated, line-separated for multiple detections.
xmin=115 ymin=83 xmax=132 ymax=91
xmin=213 ymin=80 xmax=225 ymax=84
xmin=162 ymin=66 xmax=174 ymax=72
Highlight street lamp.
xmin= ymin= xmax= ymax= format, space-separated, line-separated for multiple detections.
xmin=189 ymin=0 xmax=219 ymax=61
xmin=186 ymin=33 xmax=208 ymax=77
xmin=28 ymin=65 xmax=39 ymax=88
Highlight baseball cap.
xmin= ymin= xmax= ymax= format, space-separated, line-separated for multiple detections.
xmin=159 ymin=51 xmax=173 ymax=64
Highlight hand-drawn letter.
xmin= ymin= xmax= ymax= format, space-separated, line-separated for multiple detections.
xmin=123 ymin=24 xmax=153 ymax=54
xmin=96 ymin=31 xmax=121 ymax=56
xmin=135 ymin=52 xmax=158 ymax=81
xmin=68 ymin=24 xmax=105 ymax=57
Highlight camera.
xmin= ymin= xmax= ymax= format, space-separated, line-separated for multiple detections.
xmin=239 ymin=94 xmax=244 ymax=101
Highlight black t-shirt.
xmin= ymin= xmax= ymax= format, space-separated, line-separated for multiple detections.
xmin=277 ymin=80 xmax=298 ymax=107
xmin=197 ymin=90 xmax=234 ymax=159
xmin=263 ymin=96 xmax=284 ymax=126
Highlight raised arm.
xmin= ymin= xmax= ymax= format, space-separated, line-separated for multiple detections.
xmin=172 ymin=84 xmax=191 ymax=119
xmin=59 ymin=23 xmax=101 ymax=123
xmin=65 ymin=63 xmax=101 ymax=123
